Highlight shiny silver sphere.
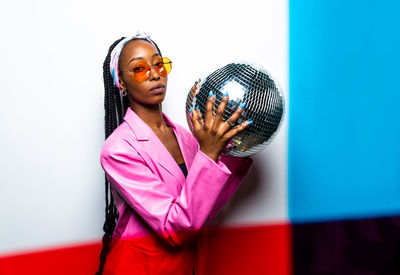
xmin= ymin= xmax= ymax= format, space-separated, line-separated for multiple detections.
xmin=185 ymin=63 xmax=285 ymax=157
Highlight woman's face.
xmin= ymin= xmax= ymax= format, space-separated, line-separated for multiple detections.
xmin=118 ymin=39 xmax=167 ymax=106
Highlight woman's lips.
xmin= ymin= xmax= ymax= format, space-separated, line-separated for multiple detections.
xmin=149 ymin=84 xmax=166 ymax=94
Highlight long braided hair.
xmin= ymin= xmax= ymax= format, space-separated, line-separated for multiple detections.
xmin=96 ymin=36 xmax=162 ymax=275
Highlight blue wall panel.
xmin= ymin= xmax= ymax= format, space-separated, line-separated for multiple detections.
xmin=289 ymin=0 xmax=400 ymax=222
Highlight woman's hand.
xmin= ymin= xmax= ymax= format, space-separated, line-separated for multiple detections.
xmin=191 ymin=86 xmax=251 ymax=162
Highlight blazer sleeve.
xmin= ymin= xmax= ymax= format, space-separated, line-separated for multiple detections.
xmin=181 ymin=128 xmax=254 ymax=222
xmin=207 ymin=154 xmax=254 ymax=220
xmin=100 ymin=139 xmax=232 ymax=246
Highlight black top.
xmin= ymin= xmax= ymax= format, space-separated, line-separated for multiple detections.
xmin=178 ymin=162 xmax=188 ymax=178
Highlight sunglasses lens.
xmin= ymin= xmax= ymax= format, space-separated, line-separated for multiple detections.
xmin=161 ymin=57 xmax=172 ymax=75
xmin=133 ymin=62 xmax=151 ymax=82
xmin=153 ymin=57 xmax=172 ymax=76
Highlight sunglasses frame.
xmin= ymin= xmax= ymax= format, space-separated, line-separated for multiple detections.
xmin=119 ymin=57 xmax=172 ymax=82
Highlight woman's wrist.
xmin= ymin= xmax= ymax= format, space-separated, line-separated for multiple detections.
xmin=199 ymin=148 xmax=220 ymax=162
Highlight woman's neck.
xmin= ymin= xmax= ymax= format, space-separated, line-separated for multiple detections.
xmin=131 ymin=103 xmax=168 ymax=131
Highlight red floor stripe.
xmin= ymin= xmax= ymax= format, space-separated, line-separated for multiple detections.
xmin=0 ymin=242 xmax=102 ymax=275
xmin=0 ymin=223 xmax=291 ymax=275
xmin=203 ymin=223 xmax=292 ymax=275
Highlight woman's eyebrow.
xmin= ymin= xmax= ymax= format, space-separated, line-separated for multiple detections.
xmin=128 ymin=53 xmax=160 ymax=65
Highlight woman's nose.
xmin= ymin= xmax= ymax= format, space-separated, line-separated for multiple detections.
xmin=148 ymin=66 xmax=160 ymax=81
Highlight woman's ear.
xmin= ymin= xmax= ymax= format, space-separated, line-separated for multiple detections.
xmin=119 ymin=77 xmax=126 ymax=92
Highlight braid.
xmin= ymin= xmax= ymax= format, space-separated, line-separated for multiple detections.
xmin=96 ymin=36 xmax=163 ymax=275
xmin=96 ymin=37 xmax=125 ymax=275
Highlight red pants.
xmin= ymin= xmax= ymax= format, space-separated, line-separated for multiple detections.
xmin=103 ymin=236 xmax=197 ymax=275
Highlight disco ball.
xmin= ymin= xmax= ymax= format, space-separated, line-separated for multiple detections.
xmin=185 ymin=63 xmax=285 ymax=157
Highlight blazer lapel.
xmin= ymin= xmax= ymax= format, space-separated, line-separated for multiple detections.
xmin=124 ymin=108 xmax=186 ymax=184
xmin=171 ymin=122 xmax=195 ymax=172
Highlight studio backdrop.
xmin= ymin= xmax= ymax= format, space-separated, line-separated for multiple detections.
xmin=1 ymin=0 xmax=399 ymax=274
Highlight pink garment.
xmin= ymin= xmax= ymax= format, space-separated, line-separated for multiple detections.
xmin=100 ymin=108 xmax=253 ymax=274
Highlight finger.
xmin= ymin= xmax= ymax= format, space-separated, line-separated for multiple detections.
xmin=190 ymin=79 xmax=201 ymax=95
xmin=221 ymin=101 xmax=246 ymax=133
xmin=204 ymin=91 xmax=215 ymax=130
xmin=195 ymin=106 xmax=205 ymax=127
xmin=213 ymin=91 xmax=229 ymax=132
xmin=191 ymin=106 xmax=202 ymax=132
xmin=223 ymin=120 xmax=252 ymax=140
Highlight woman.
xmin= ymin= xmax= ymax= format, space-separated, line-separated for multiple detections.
xmin=97 ymin=33 xmax=253 ymax=275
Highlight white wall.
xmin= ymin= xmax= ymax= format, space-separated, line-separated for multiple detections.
xmin=0 ymin=0 xmax=288 ymax=255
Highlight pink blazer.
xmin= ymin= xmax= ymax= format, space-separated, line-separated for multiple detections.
xmin=100 ymin=108 xmax=253 ymax=273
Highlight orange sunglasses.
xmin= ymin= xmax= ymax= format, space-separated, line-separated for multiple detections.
xmin=120 ymin=57 xmax=172 ymax=82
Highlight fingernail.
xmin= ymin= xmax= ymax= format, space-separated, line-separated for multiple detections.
xmin=247 ymin=120 xmax=253 ymax=125
xmin=209 ymin=91 xmax=213 ymax=98
xmin=195 ymin=105 xmax=199 ymax=110
xmin=240 ymin=102 xmax=247 ymax=109
xmin=190 ymin=106 xmax=193 ymax=114
xmin=224 ymin=91 xmax=229 ymax=97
